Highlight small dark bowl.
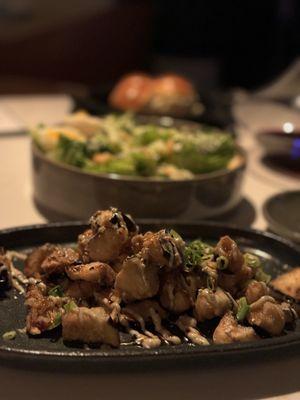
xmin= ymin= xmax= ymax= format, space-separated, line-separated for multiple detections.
xmin=263 ymin=190 xmax=300 ymax=243
xmin=31 ymin=143 xmax=246 ymax=222
xmin=256 ymin=128 xmax=300 ymax=161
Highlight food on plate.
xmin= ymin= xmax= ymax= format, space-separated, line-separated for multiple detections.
xmin=1 ymin=208 xmax=298 ymax=348
xmin=32 ymin=111 xmax=238 ymax=179
xmin=271 ymin=268 xmax=300 ymax=301
xmin=108 ymin=72 xmax=199 ymax=117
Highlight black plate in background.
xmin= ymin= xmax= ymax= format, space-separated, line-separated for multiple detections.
xmin=72 ymin=86 xmax=235 ymax=130
xmin=256 ymin=128 xmax=300 ymax=163
xmin=264 ymin=190 xmax=300 ymax=243
xmin=0 ymin=221 xmax=300 ymax=371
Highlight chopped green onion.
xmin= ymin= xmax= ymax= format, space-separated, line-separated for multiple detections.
xmin=169 ymin=229 xmax=183 ymax=241
xmin=48 ymin=313 xmax=62 ymax=330
xmin=64 ymin=301 xmax=77 ymax=313
xmin=2 ymin=330 xmax=16 ymax=340
xmin=216 ymin=255 xmax=228 ymax=270
xmin=48 ymin=285 xmax=64 ymax=297
xmin=184 ymin=240 xmax=214 ymax=268
xmin=236 ymin=297 xmax=250 ymax=322
xmin=245 ymin=253 xmax=271 ymax=283
xmin=255 ymin=268 xmax=271 ymax=284
xmin=202 ymin=254 xmax=214 ymax=262
xmin=244 ymin=253 xmax=261 ymax=268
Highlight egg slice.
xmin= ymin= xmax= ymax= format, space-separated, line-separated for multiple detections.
xmin=35 ymin=125 xmax=85 ymax=151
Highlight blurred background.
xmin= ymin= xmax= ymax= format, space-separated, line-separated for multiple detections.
xmin=0 ymin=0 xmax=299 ymax=94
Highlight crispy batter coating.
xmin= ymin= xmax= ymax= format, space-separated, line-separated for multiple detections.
xmin=247 ymin=296 xmax=285 ymax=336
xmin=213 ymin=312 xmax=259 ymax=344
xmin=66 ymin=262 xmax=115 ymax=285
xmin=160 ymin=271 xmax=202 ymax=313
xmin=24 ymin=244 xmax=56 ymax=278
xmin=25 ymin=284 xmax=65 ymax=335
xmin=62 ymin=306 xmax=120 ymax=347
xmin=131 ymin=229 xmax=184 ymax=269
xmin=194 ymin=287 xmax=234 ymax=322
xmin=245 ymin=280 xmax=269 ymax=304
xmin=271 ymin=268 xmax=300 ymax=301
xmin=41 ymin=247 xmax=79 ymax=276
xmin=78 ymin=209 xmax=138 ymax=263
xmin=115 ymin=255 xmax=159 ymax=302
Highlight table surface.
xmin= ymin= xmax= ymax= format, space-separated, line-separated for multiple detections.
xmin=0 ymin=94 xmax=299 ymax=400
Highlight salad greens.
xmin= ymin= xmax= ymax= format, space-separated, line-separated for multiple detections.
xmin=32 ymin=112 xmax=237 ymax=179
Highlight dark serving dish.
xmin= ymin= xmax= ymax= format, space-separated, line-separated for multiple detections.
xmin=0 ymin=221 xmax=300 ymax=372
xmin=256 ymin=127 xmax=300 ymax=161
xmin=263 ymin=190 xmax=300 ymax=243
xmin=31 ymin=115 xmax=246 ymax=222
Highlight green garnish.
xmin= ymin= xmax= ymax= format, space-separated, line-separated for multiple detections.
xmin=64 ymin=301 xmax=77 ymax=313
xmin=87 ymin=135 xmax=121 ymax=155
xmin=169 ymin=229 xmax=183 ymax=241
xmin=244 ymin=253 xmax=261 ymax=268
xmin=131 ymin=152 xmax=157 ymax=177
xmin=55 ymin=135 xmax=87 ymax=167
xmin=48 ymin=313 xmax=62 ymax=330
xmin=184 ymin=240 xmax=214 ymax=268
xmin=216 ymin=255 xmax=228 ymax=270
xmin=244 ymin=253 xmax=271 ymax=283
xmin=135 ymin=126 xmax=171 ymax=145
xmin=33 ymin=113 xmax=237 ymax=178
xmin=255 ymin=268 xmax=271 ymax=284
xmin=2 ymin=330 xmax=17 ymax=340
xmin=236 ymin=297 xmax=250 ymax=322
xmin=48 ymin=285 xmax=64 ymax=297
xmin=170 ymin=134 xmax=235 ymax=174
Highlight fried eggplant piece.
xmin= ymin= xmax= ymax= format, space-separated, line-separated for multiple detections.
xmin=66 ymin=262 xmax=116 ymax=286
xmin=132 ymin=229 xmax=184 ymax=269
xmin=24 ymin=243 xmax=56 ymax=278
xmin=194 ymin=287 xmax=235 ymax=322
xmin=213 ymin=312 xmax=259 ymax=344
xmin=159 ymin=271 xmax=202 ymax=313
xmin=247 ymin=296 xmax=285 ymax=336
xmin=245 ymin=280 xmax=269 ymax=304
xmin=62 ymin=306 xmax=120 ymax=347
xmin=271 ymin=268 xmax=300 ymax=301
xmin=78 ymin=208 xmax=138 ymax=263
xmin=41 ymin=247 xmax=79 ymax=276
xmin=115 ymin=255 xmax=159 ymax=302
